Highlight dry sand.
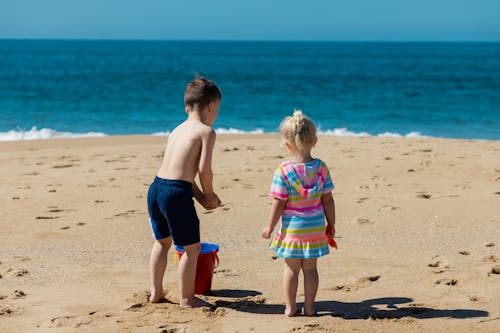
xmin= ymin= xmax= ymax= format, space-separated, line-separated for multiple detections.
xmin=1 ymin=134 xmax=499 ymax=332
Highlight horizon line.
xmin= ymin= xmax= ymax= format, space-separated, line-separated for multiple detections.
xmin=1 ymin=37 xmax=500 ymax=43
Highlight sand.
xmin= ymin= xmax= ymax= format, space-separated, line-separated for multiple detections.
xmin=1 ymin=134 xmax=499 ymax=332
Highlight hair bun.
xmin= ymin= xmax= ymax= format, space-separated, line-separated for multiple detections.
xmin=293 ymin=110 xmax=303 ymax=117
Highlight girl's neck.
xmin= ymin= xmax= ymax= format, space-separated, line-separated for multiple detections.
xmin=291 ymin=152 xmax=314 ymax=164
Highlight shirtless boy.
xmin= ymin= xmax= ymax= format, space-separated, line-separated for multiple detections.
xmin=147 ymin=77 xmax=222 ymax=306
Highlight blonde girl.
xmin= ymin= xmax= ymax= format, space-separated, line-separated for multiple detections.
xmin=261 ymin=110 xmax=336 ymax=316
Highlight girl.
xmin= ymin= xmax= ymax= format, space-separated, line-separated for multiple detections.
xmin=261 ymin=110 xmax=336 ymax=317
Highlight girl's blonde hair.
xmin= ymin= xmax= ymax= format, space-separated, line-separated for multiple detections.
xmin=280 ymin=110 xmax=317 ymax=153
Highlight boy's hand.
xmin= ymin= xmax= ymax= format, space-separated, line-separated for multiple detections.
xmin=203 ymin=192 xmax=221 ymax=210
xmin=261 ymin=226 xmax=273 ymax=239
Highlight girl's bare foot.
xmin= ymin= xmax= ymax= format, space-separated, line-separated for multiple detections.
xmin=284 ymin=306 xmax=301 ymax=317
xmin=304 ymin=306 xmax=317 ymax=316
xmin=179 ymin=296 xmax=212 ymax=308
xmin=149 ymin=289 xmax=163 ymax=303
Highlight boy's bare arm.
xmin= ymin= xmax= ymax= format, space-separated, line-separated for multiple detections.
xmin=198 ymin=128 xmax=221 ymax=208
xmin=198 ymin=129 xmax=216 ymax=194
xmin=192 ymin=181 xmax=205 ymax=204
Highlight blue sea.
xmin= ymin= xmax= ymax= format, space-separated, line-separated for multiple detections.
xmin=1 ymin=40 xmax=499 ymax=141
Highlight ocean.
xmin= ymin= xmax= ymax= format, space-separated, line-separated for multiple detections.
xmin=0 ymin=40 xmax=499 ymax=141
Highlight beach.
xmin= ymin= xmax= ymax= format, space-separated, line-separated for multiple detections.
xmin=1 ymin=134 xmax=499 ymax=332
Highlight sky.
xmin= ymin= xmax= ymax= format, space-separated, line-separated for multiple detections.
xmin=1 ymin=0 xmax=500 ymax=41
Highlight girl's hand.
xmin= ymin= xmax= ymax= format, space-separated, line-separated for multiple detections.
xmin=261 ymin=226 xmax=273 ymax=239
xmin=326 ymin=224 xmax=335 ymax=238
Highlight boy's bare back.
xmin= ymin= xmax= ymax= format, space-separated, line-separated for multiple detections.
xmin=157 ymin=119 xmax=215 ymax=184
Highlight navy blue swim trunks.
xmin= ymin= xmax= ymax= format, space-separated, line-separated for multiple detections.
xmin=147 ymin=177 xmax=200 ymax=246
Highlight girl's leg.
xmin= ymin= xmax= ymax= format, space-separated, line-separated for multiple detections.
xmin=283 ymin=258 xmax=302 ymax=316
xmin=149 ymin=237 xmax=172 ymax=302
xmin=302 ymin=258 xmax=318 ymax=316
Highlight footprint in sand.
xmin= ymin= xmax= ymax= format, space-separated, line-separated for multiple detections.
xmin=214 ymin=268 xmax=241 ymax=278
xmin=357 ymin=197 xmax=370 ymax=203
xmin=35 ymin=216 xmax=60 ymax=220
xmin=259 ymin=155 xmax=284 ymax=160
xmin=428 ymin=255 xmax=449 ymax=273
xmin=47 ymin=208 xmax=70 ymax=213
xmin=416 ymin=192 xmax=433 ymax=199
xmin=485 ymin=242 xmax=495 ymax=247
xmin=378 ymin=205 xmax=398 ymax=211
xmin=334 ymin=275 xmax=381 ymax=292
xmin=490 ymin=266 xmax=500 ymax=275
xmin=52 ymin=164 xmax=75 ymax=169
xmin=458 ymin=250 xmax=470 ymax=256
xmin=76 ymin=223 xmax=86 ymax=226
xmin=4 ymin=268 xmax=29 ymax=278
xmin=469 ymin=296 xmax=486 ymax=303
xmin=223 ymin=147 xmax=239 ymax=152
xmin=11 ymin=290 xmax=26 ymax=299
xmin=359 ymin=184 xmax=378 ymax=190
xmin=45 ymin=315 xmax=93 ymax=329
xmin=0 ymin=307 xmax=14 ymax=316
xmin=22 ymin=172 xmax=39 ymax=176
xmin=357 ymin=218 xmax=375 ymax=225
xmin=435 ymin=278 xmax=458 ymax=286
xmin=482 ymin=255 xmax=498 ymax=263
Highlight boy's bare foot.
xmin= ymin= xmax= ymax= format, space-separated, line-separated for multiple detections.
xmin=179 ymin=296 xmax=212 ymax=308
xmin=149 ymin=290 xmax=163 ymax=303
xmin=284 ymin=306 xmax=301 ymax=317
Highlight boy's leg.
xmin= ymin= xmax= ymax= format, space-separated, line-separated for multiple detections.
xmin=149 ymin=237 xmax=172 ymax=303
xmin=283 ymin=258 xmax=302 ymax=316
xmin=302 ymin=258 xmax=318 ymax=316
xmin=178 ymin=242 xmax=201 ymax=307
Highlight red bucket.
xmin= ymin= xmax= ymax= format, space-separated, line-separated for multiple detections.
xmin=175 ymin=243 xmax=219 ymax=295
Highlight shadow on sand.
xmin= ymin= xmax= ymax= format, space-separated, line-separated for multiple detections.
xmin=209 ymin=293 xmax=489 ymax=320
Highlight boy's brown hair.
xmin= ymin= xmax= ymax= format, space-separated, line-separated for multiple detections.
xmin=184 ymin=77 xmax=222 ymax=110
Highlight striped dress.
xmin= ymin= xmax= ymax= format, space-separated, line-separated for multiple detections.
xmin=269 ymin=158 xmax=334 ymax=258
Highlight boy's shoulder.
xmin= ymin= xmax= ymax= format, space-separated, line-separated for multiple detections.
xmin=174 ymin=120 xmax=215 ymax=138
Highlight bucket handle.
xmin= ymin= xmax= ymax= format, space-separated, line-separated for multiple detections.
xmin=173 ymin=250 xmax=219 ymax=268
xmin=211 ymin=250 xmax=219 ymax=268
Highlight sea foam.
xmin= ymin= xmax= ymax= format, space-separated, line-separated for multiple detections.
xmin=0 ymin=127 xmax=107 ymax=141
xmin=0 ymin=126 xmax=426 ymax=141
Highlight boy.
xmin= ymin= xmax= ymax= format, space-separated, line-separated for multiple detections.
xmin=147 ymin=77 xmax=222 ymax=307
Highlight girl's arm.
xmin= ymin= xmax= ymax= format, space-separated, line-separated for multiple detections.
xmin=321 ymin=192 xmax=336 ymax=237
xmin=261 ymin=198 xmax=286 ymax=239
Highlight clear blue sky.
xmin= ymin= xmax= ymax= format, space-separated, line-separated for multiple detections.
xmin=1 ymin=0 xmax=499 ymax=41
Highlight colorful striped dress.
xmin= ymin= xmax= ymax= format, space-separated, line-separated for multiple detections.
xmin=269 ymin=158 xmax=334 ymax=258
